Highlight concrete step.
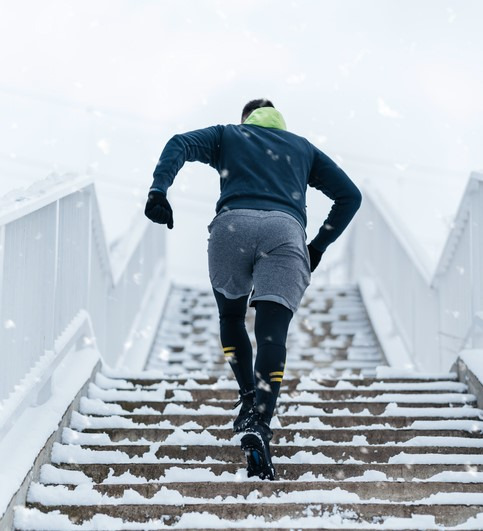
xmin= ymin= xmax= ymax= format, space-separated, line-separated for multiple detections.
xmin=79 ymin=427 xmax=483 ymax=444
xmin=87 ymin=480 xmax=483 ymax=502
xmin=62 ymin=443 xmax=483 ymax=463
xmin=97 ymin=376 xmax=460 ymax=388
xmin=91 ymin=400 xmax=478 ymax=415
xmin=76 ymin=413 xmax=483 ymax=429
xmin=25 ymin=500 xmax=483 ymax=527
xmin=48 ymin=462 xmax=483 ymax=482
xmin=160 ymin=388 xmax=472 ymax=400
xmin=91 ymin=388 xmax=472 ymax=403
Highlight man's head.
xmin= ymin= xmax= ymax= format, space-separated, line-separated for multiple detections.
xmin=241 ymin=98 xmax=275 ymax=123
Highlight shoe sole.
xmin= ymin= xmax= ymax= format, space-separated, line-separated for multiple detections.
xmin=240 ymin=432 xmax=276 ymax=481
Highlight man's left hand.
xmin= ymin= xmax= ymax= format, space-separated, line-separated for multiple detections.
xmin=307 ymin=243 xmax=323 ymax=272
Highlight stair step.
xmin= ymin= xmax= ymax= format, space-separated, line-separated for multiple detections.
xmin=59 ymin=444 xmax=483 ymax=463
xmin=74 ymin=413 xmax=483 ymax=429
xmin=25 ymin=500 xmax=483 ymax=526
xmin=83 ymin=400 xmax=478 ymax=416
xmin=160 ymin=389 xmax=472 ymax=400
xmin=97 ymin=376 xmax=460 ymax=388
xmin=47 ymin=462 xmax=483 ymax=482
xmin=86 ymin=480 xmax=483 ymax=502
xmin=15 ymin=281 xmax=483 ymax=530
xmin=79 ymin=427 xmax=483 ymax=444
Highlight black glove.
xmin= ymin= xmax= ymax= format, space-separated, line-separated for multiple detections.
xmin=144 ymin=190 xmax=173 ymax=228
xmin=307 ymin=243 xmax=323 ymax=272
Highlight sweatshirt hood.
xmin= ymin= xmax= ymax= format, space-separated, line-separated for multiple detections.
xmin=243 ymin=107 xmax=287 ymax=130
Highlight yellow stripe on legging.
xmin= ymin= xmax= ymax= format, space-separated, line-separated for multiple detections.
xmin=223 ymin=346 xmax=236 ymax=352
xmin=269 ymin=371 xmax=284 ymax=376
xmin=270 ymin=377 xmax=283 ymax=382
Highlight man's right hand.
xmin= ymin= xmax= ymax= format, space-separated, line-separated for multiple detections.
xmin=144 ymin=190 xmax=174 ymax=228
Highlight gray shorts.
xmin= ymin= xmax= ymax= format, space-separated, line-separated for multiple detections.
xmin=207 ymin=209 xmax=311 ymax=313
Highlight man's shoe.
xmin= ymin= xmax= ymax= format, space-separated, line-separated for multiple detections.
xmin=240 ymin=417 xmax=276 ymax=480
xmin=233 ymin=389 xmax=256 ymax=433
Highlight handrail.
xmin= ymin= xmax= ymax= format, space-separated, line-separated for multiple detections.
xmin=361 ymin=184 xmax=433 ymax=285
xmin=0 ymin=174 xmax=167 ymax=417
xmin=0 ymin=174 xmax=92 ymax=226
xmin=351 ymin=171 xmax=483 ymax=371
xmin=0 ymin=310 xmax=96 ymax=440
xmin=432 ymin=172 xmax=482 ymax=285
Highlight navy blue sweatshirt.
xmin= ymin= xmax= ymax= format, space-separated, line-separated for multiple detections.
xmin=151 ymin=118 xmax=361 ymax=253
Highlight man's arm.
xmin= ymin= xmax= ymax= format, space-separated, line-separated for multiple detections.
xmin=308 ymin=147 xmax=362 ymax=254
xmin=150 ymin=125 xmax=224 ymax=194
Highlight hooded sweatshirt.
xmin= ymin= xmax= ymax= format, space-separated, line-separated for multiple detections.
xmin=151 ymin=107 xmax=361 ymax=253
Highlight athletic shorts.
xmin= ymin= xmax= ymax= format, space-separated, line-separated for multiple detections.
xmin=207 ymin=209 xmax=311 ymax=313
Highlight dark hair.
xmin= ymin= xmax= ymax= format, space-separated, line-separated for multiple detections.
xmin=241 ymin=98 xmax=275 ymax=122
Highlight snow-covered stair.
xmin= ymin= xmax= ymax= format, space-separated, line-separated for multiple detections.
xmin=15 ymin=284 xmax=483 ymax=529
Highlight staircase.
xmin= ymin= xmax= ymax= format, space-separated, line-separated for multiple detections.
xmin=14 ymin=284 xmax=483 ymax=530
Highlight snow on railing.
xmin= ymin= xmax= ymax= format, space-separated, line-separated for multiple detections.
xmin=0 ymin=175 xmax=166 ymax=432
xmin=351 ymin=171 xmax=483 ymax=371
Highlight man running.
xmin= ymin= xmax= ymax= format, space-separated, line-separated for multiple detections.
xmin=145 ymin=99 xmax=362 ymax=480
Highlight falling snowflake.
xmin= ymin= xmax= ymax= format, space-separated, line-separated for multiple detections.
xmin=4 ymin=320 xmax=16 ymax=330
xmin=97 ymin=139 xmax=110 ymax=155
xmin=159 ymin=348 xmax=170 ymax=361
xmin=266 ymin=149 xmax=279 ymax=161
xmin=83 ymin=335 xmax=94 ymax=346
xmin=377 ymin=98 xmax=403 ymax=119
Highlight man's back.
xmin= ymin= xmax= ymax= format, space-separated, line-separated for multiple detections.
xmin=215 ymin=123 xmax=315 ymax=227
xmin=151 ymin=106 xmax=361 ymax=252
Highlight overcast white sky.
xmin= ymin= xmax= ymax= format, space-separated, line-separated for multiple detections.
xmin=1 ymin=0 xmax=482 ymax=274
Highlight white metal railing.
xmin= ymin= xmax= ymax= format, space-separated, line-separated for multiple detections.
xmin=350 ymin=171 xmax=483 ymax=371
xmin=0 ymin=175 xmax=166 ymax=432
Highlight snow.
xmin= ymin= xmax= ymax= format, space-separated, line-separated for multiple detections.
xmin=274 ymin=451 xmax=336 ymax=465
xmin=88 ymin=383 xmax=167 ymax=402
xmin=70 ymin=411 xmax=178 ymax=430
xmin=161 ymin=403 xmax=232 ymax=416
xmin=280 ymin=392 xmax=476 ymax=404
xmin=0 ymin=348 xmax=99 ymax=519
xmin=387 ymin=452 xmax=483 ymax=465
xmin=40 ymin=465 xmax=92 ymax=487
xmin=409 ymin=420 xmax=483 ymax=432
xmin=400 ymin=436 xmax=483 ymax=448
xmin=380 ymin=403 xmax=482 ymax=418
xmin=15 ymin=506 xmax=465 ymax=530
xmin=27 ymin=479 xmax=483 ymax=507
xmin=376 ymin=367 xmax=457 ymax=380
xmin=460 ymin=350 xmax=483 ymax=389
xmin=51 ymin=442 xmax=224 ymax=465
xmin=424 ymin=471 xmax=483 ymax=483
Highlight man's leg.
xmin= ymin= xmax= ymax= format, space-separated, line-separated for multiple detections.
xmin=253 ymin=300 xmax=293 ymax=424
xmin=213 ymin=289 xmax=254 ymax=394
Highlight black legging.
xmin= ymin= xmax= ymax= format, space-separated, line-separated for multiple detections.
xmin=213 ymin=289 xmax=293 ymax=423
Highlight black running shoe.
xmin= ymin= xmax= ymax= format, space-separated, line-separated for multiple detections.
xmin=240 ymin=418 xmax=276 ymax=480
xmin=233 ymin=389 xmax=256 ymax=433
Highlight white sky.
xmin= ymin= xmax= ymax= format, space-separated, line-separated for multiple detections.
xmin=1 ymin=0 xmax=482 ymax=275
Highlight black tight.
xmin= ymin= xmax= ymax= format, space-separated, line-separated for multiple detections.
xmin=213 ymin=289 xmax=293 ymax=423
xmin=213 ymin=290 xmax=254 ymax=394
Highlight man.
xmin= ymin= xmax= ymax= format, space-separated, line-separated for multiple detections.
xmin=145 ymin=99 xmax=362 ymax=480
